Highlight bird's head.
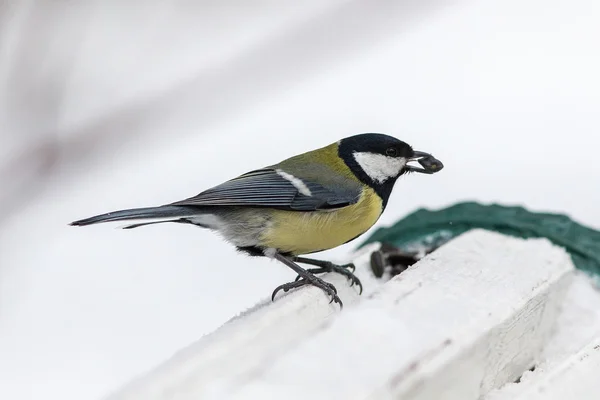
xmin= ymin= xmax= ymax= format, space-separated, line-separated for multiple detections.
xmin=338 ymin=133 xmax=443 ymax=202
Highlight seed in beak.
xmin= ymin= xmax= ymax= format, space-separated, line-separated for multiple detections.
xmin=418 ymin=156 xmax=443 ymax=172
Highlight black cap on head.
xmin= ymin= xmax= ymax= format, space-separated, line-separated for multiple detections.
xmin=337 ymin=133 xmax=417 ymax=209
xmin=338 ymin=133 xmax=414 ymax=160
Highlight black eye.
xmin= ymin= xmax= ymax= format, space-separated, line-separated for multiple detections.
xmin=385 ymin=147 xmax=398 ymax=157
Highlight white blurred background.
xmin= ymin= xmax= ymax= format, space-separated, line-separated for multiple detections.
xmin=1 ymin=0 xmax=599 ymax=399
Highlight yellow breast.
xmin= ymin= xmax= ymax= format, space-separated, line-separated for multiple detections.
xmin=259 ymin=187 xmax=383 ymax=255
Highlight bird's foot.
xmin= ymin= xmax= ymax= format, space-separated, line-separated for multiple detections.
xmin=271 ymin=275 xmax=343 ymax=308
xmin=294 ymin=261 xmax=362 ymax=294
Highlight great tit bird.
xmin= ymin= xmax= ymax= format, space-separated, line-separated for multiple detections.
xmin=70 ymin=133 xmax=443 ymax=308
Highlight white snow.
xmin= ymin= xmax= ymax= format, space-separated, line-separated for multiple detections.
xmin=103 ymin=243 xmax=383 ymax=400
xmin=485 ymin=271 xmax=600 ymax=399
xmin=106 ymin=230 xmax=574 ymax=400
xmin=1 ymin=1 xmax=600 ymax=399
xmin=508 ymin=338 xmax=600 ymax=400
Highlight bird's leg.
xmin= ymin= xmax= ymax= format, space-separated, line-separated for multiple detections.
xmin=271 ymin=253 xmax=343 ymax=308
xmin=291 ymin=256 xmax=362 ymax=294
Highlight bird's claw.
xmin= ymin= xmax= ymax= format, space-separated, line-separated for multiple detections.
xmin=343 ymin=263 xmax=356 ymax=273
xmin=271 ymin=280 xmax=301 ymax=301
xmin=271 ymin=277 xmax=342 ymax=308
xmin=293 ymin=262 xmax=362 ymax=294
xmin=334 ymin=264 xmax=363 ymax=294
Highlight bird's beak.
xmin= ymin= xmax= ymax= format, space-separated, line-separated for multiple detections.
xmin=406 ymin=151 xmax=444 ymax=174
xmin=411 ymin=150 xmax=431 ymax=159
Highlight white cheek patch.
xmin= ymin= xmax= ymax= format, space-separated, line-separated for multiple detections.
xmin=276 ymin=169 xmax=312 ymax=196
xmin=353 ymin=152 xmax=406 ymax=183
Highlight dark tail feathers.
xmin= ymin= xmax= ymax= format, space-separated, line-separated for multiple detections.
xmin=69 ymin=205 xmax=196 ymax=227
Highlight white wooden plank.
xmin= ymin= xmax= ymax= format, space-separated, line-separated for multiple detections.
xmin=486 ymin=272 xmax=600 ymax=400
xmin=106 ymin=230 xmax=574 ymax=400
xmin=510 ymin=337 xmax=600 ymax=400
xmin=104 ymin=243 xmax=383 ymax=400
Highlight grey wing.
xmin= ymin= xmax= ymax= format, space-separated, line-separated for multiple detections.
xmin=169 ymin=169 xmax=361 ymax=211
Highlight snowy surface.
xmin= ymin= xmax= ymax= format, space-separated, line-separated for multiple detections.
xmin=486 ymin=271 xmax=600 ymax=399
xmin=507 ymin=338 xmax=600 ymax=400
xmin=107 ymin=230 xmax=574 ymax=400
xmin=1 ymin=1 xmax=600 ymax=400
xmin=105 ymin=243 xmax=383 ymax=400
